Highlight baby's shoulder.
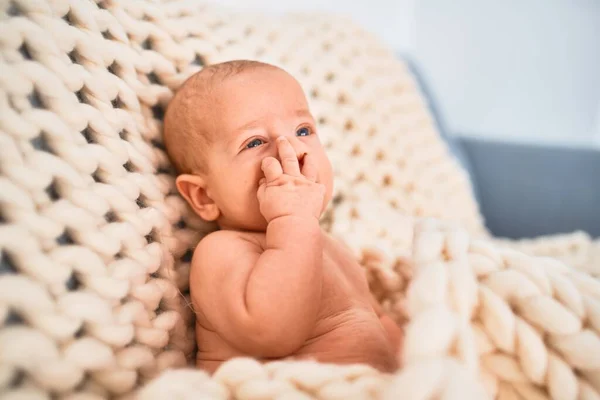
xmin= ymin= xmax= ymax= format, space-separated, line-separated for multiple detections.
xmin=191 ymin=230 xmax=265 ymax=271
xmin=197 ymin=229 xmax=242 ymax=246
xmin=195 ymin=229 xmax=261 ymax=253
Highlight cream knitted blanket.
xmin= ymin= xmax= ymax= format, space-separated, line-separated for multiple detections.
xmin=1 ymin=1 xmax=599 ymax=399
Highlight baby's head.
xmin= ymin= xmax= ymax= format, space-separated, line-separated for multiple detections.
xmin=163 ymin=60 xmax=334 ymax=231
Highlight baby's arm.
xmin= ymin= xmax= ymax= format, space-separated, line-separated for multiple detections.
xmin=191 ymin=136 xmax=326 ymax=358
xmin=192 ymin=224 xmax=321 ymax=358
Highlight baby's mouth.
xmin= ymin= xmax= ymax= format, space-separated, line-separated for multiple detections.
xmin=299 ymin=152 xmax=306 ymax=169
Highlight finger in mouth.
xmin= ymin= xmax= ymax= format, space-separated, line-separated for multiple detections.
xmin=299 ymin=152 xmax=307 ymax=169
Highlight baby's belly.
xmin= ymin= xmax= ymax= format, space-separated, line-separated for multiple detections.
xmin=292 ymin=307 xmax=398 ymax=373
xmin=196 ymin=307 xmax=398 ymax=374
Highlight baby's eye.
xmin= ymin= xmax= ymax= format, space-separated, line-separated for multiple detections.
xmin=245 ymin=138 xmax=264 ymax=149
xmin=296 ymin=126 xmax=311 ymax=137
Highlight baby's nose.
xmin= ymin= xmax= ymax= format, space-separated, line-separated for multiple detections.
xmin=298 ymin=151 xmax=306 ymax=169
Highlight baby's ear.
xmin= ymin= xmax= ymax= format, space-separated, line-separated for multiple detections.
xmin=175 ymin=174 xmax=220 ymax=221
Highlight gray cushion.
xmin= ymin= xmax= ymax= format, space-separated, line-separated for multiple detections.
xmin=460 ymin=136 xmax=600 ymax=238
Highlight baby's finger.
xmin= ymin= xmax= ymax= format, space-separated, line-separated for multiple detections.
xmin=301 ymin=152 xmax=317 ymax=182
xmin=261 ymin=157 xmax=283 ymax=182
xmin=257 ymin=180 xmax=265 ymax=202
xmin=276 ymin=136 xmax=301 ymax=176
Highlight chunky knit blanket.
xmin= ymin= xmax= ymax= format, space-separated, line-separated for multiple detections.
xmin=1 ymin=1 xmax=599 ymax=399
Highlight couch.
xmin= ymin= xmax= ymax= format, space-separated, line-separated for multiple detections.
xmin=405 ymin=56 xmax=600 ymax=239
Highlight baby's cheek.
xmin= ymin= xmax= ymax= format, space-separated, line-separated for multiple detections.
xmin=322 ymin=155 xmax=334 ymax=183
xmin=237 ymin=161 xmax=262 ymax=187
xmin=320 ymin=156 xmax=335 ymax=206
xmin=253 ymin=159 xmax=266 ymax=182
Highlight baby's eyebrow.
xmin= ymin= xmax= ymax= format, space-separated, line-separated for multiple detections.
xmin=295 ymin=109 xmax=313 ymax=119
xmin=233 ymin=118 xmax=262 ymax=133
xmin=224 ymin=120 xmax=262 ymax=150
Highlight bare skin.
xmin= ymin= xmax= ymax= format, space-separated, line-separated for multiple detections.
xmin=168 ymin=63 xmax=403 ymax=374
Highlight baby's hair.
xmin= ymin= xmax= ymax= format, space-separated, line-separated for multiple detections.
xmin=163 ymin=59 xmax=280 ymax=175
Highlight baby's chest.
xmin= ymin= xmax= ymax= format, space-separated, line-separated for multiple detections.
xmin=320 ymin=245 xmax=371 ymax=306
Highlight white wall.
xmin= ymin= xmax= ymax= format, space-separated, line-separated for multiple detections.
xmin=415 ymin=0 xmax=600 ymax=146
xmin=215 ymin=0 xmax=600 ymax=146
xmin=216 ymin=0 xmax=418 ymax=58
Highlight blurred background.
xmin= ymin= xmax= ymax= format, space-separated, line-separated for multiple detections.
xmin=216 ymin=0 xmax=600 ymax=149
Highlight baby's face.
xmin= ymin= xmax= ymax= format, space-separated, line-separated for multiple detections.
xmin=201 ymin=68 xmax=334 ymax=231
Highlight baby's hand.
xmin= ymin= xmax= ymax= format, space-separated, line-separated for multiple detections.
xmin=257 ymin=136 xmax=326 ymax=223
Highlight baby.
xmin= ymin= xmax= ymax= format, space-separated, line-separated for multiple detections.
xmin=163 ymin=60 xmax=403 ymax=374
